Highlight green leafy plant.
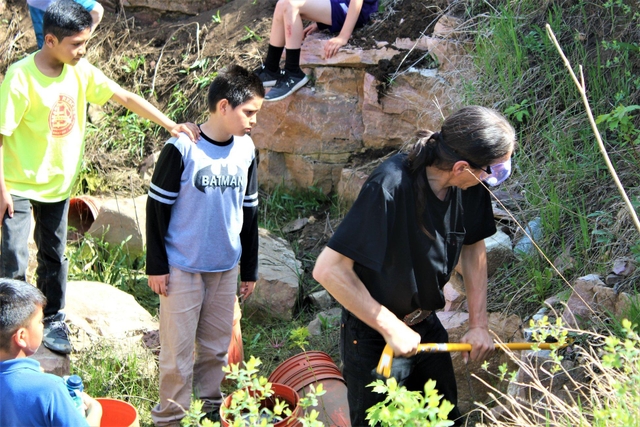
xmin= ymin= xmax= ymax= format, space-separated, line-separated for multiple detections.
xmin=504 ymin=98 xmax=534 ymax=123
xmin=121 ymin=55 xmax=145 ymax=74
xmin=218 ymin=356 xmax=325 ymax=427
xmin=241 ymin=26 xmax=263 ymax=42
xmin=211 ymin=10 xmax=222 ymax=24
xmin=366 ymin=377 xmax=455 ymax=427
xmin=596 ymin=105 xmax=640 ymax=147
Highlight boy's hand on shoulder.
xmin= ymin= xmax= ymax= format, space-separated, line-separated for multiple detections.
xmin=324 ymin=36 xmax=348 ymax=59
xmin=170 ymin=122 xmax=200 ymax=142
xmin=148 ymin=274 xmax=170 ymax=297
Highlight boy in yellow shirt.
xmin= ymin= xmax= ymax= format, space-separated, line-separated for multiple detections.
xmin=0 ymin=0 xmax=198 ymax=355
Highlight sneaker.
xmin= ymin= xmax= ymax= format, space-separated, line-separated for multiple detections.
xmin=264 ymin=70 xmax=310 ymax=102
xmin=254 ymin=64 xmax=282 ymax=88
xmin=43 ymin=312 xmax=72 ymax=354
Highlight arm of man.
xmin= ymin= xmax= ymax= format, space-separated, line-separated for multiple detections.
xmin=459 ymin=239 xmax=494 ymax=363
xmin=88 ymin=2 xmax=104 ymax=32
xmin=0 ymin=135 xmax=13 ymax=220
xmin=313 ymin=246 xmax=421 ymax=356
xmin=109 ymin=87 xmax=200 ymax=141
xmin=324 ymin=0 xmax=365 ymax=58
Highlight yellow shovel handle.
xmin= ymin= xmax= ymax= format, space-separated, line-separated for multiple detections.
xmin=417 ymin=342 xmax=560 ymax=353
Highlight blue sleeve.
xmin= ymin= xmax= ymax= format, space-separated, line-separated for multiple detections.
xmin=74 ymin=0 xmax=97 ymax=11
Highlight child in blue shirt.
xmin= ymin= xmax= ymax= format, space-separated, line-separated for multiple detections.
xmin=0 ymin=278 xmax=102 ymax=426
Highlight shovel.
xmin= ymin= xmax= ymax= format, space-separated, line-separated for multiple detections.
xmin=375 ymin=342 xmax=566 ymax=379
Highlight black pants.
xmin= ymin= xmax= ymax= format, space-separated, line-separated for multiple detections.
xmin=340 ymin=308 xmax=462 ymax=427
xmin=1 ymin=196 xmax=69 ymax=317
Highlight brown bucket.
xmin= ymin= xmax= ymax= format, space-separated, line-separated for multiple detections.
xmin=268 ymin=351 xmax=351 ymax=427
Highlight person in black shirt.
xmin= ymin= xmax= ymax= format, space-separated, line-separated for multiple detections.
xmin=313 ymin=106 xmax=516 ymax=426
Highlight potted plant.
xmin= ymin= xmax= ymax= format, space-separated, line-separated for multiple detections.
xmin=219 ymin=356 xmax=325 ymax=427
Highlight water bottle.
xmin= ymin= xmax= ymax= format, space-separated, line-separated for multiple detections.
xmin=64 ymin=374 xmax=85 ymax=415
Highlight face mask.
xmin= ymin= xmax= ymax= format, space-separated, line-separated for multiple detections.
xmin=483 ymin=158 xmax=512 ymax=186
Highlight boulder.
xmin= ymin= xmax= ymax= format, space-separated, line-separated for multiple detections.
xmin=31 ymin=345 xmax=70 ymax=377
xmin=336 ymin=167 xmax=370 ymax=206
xmin=308 ymin=307 xmax=342 ymax=336
xmin=64 ymin=280 xmax=158 ymax=351
xmin=307 ymin=289 xmax=334 ymax=311
xmin=438 ymin=311 xmax=523 ymax=414
xmin=485 ymin=229 xmax=514 ymax=277
xmin=87 ymin=195 xmax=147 ymax=257
xmin=244 ymin=229 xmax=302 ymax=320
xmin=561 ymin=274 xmax=632 ymax=329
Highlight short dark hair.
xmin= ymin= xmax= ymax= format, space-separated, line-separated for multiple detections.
xmin=0 ymin=279 xmax=46 ymax=352
xmin=43 ymin=0 xmax=93 ymax=42
xmin=207 ymin=65 xmax=265 ymax=112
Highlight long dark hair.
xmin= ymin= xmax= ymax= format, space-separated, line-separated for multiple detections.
xmin=406 ymin=106 xmax=516 ymax=236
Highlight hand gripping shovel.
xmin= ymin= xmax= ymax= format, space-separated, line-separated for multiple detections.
xmin=375 ymin=342 xmax=566 ymax=379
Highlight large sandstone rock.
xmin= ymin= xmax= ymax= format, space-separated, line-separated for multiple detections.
xmin=87 ymin=195 xmax=147 ymax=257
xmin=254 ymin=17 xmax=469 ymax=194
xmin=253 ymin=67 xmax=365 ymax=194
xmin=33 ymin=280 xmax=158 ymax=376
xmin=300 ymin=33 xmax=400 ymax=67
xmin=362 ymin=70 xmax=457 ymax=149
xmin=485 ymin=229 xmax=514 ymax=277
xmin=438 ymin=311 xmax=522 ymax=414
xmin=31 ymin=345 xmax=71 ymax=377
xmin=561 ymin=274 xmax=632 ymax=329
xmin=64 ymin=280 xmax=158 ymax=349
xmin=244 ymin=229 xmax=302 ymax=320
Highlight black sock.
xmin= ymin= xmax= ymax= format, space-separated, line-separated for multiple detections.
xmin=265 ymin=44 xmax=284 ymax=72
xmin=284 ymin=48 xmax=304 ymax=76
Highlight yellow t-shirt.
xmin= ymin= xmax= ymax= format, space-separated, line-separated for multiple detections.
xmin=0 ymin=53 xmax=120 ymax=202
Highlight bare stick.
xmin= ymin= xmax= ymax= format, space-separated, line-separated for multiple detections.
xmin=546 ymin=24 xmax=640 ymax=235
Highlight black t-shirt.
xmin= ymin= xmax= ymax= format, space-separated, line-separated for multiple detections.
xmin=327 ymin=153 xmax=496 ymax=317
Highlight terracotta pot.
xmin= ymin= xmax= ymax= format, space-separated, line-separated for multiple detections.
xmin=220 ymin=383 xmax=302 ymax=427
xmin=68 ymin=195 xmax=102 ymax=240
xmin=268 ymin=351 xmax=351 ymax=427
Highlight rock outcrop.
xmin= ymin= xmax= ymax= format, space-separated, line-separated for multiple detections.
xmin=252 ymin=15 xmax=469 ymax=196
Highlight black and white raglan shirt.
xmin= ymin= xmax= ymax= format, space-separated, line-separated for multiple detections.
xmin=145 ymin=130 xmax=259 ymax=282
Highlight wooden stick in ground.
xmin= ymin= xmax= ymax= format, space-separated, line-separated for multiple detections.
xmin=545 ymin=24 xmax=640 ymax=235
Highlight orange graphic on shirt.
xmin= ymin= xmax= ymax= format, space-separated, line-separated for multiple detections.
xmin=49 ymin=94 xmax=76 ymax=137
